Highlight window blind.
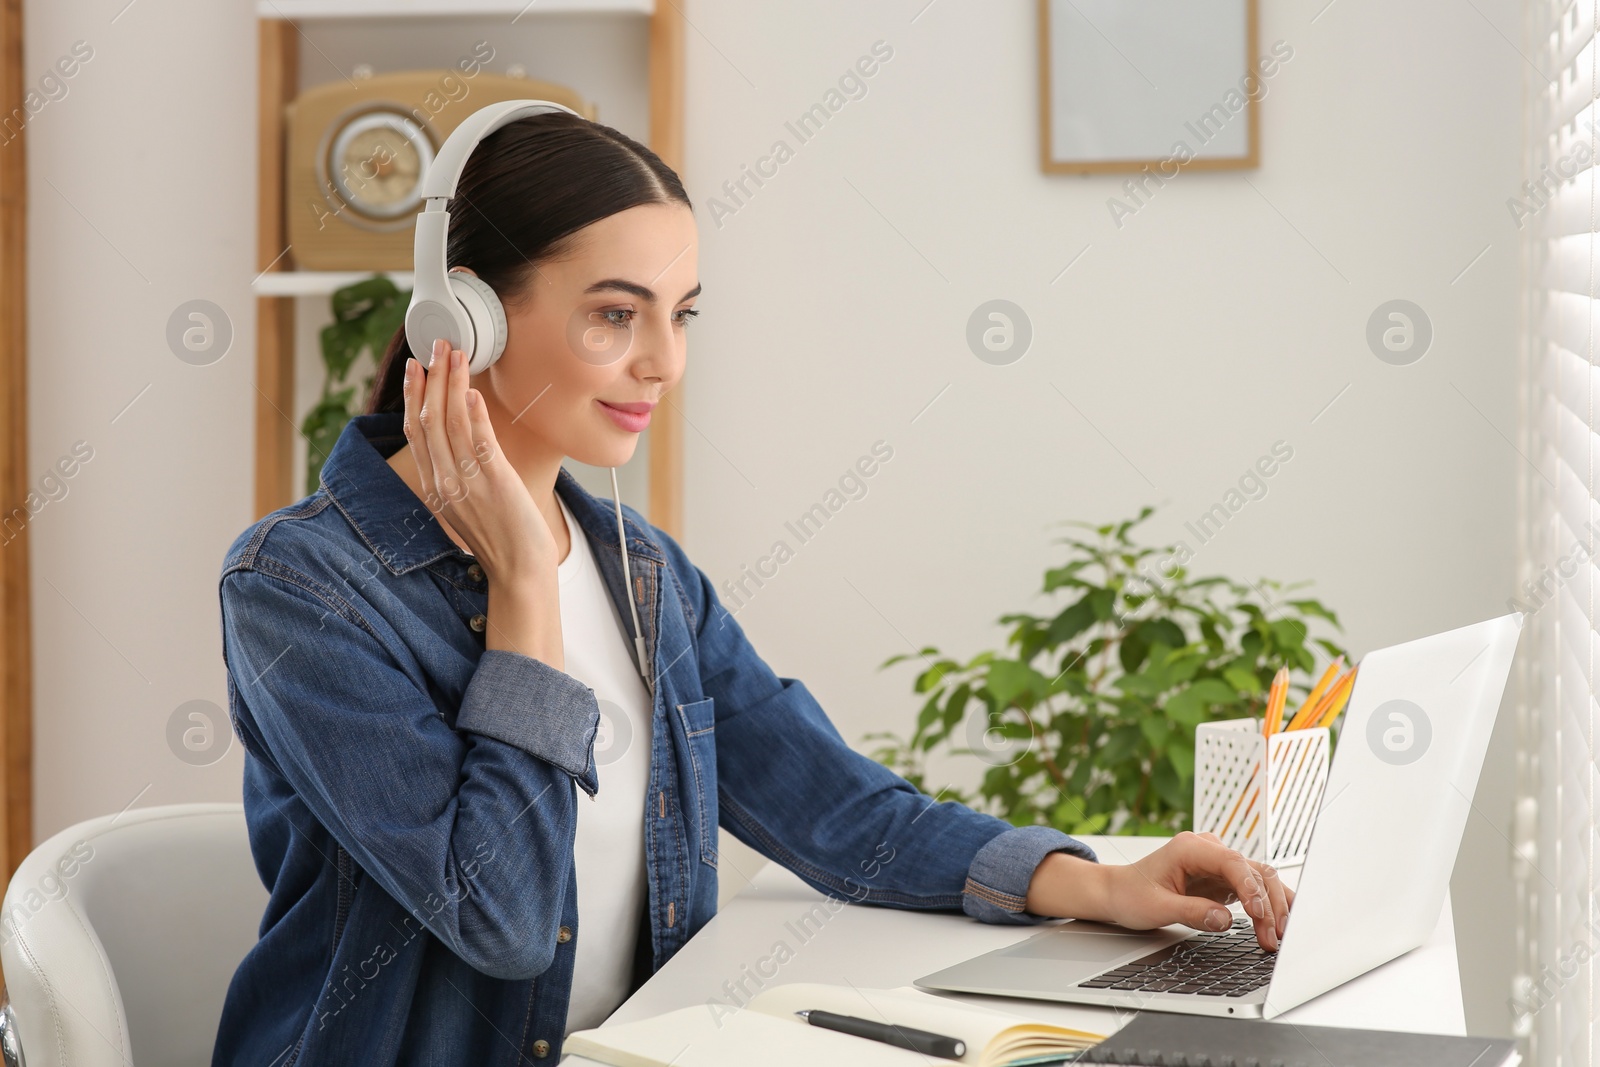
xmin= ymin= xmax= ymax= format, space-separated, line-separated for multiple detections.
xmin=1521 ymin=3 xmax=1600 ymax=1065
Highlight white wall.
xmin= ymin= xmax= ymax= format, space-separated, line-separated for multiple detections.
xmin=678 ymin=0 xmax=1522 ymax=1036
xmin=23 ymin=0 xmax=1524 ymax=1039
xmin=27 ymin=2 xmax=260 ymax=830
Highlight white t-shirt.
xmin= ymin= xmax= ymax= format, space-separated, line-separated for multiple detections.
xmin=555 ymin=494 xmax=653 ymax=1033
xmin=470 ymin=495 xmax=653 ymax=1033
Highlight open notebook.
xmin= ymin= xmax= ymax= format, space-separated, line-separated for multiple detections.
xmin=564 ymin=982 xmax=1104 ymax=1067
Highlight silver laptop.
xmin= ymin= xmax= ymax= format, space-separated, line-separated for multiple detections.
xmin=916 ymin=612 xmax=1523 ymax=1020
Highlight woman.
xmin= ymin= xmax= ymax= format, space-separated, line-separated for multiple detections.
xmin=212 ymin=111 xmax=1291 ymax=1067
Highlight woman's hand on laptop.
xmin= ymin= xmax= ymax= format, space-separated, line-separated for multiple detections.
xmin=1024 ymin=830 xmax=1292 ymax=951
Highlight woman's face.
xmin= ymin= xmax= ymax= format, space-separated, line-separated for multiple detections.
xmin=464 ymin=201 xmax=699 ymax=469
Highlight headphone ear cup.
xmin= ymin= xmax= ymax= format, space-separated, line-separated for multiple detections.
xmin=448 ymin=271 xmax=508 ymax=374
xmin=404 ymin=296 xmax=471 ymax=365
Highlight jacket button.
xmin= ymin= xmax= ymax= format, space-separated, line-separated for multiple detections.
xmin=557 ymin=925 xmax=572 ymax=943
xmin=469 ymin=614 xmax=486 ymax=633
xmin=532 ymin=1039 xmax=550 ymax=1058
xmin=467 ymin=562 xmax=484 ymax=583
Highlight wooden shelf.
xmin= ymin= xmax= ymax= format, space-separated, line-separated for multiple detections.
xmin=253 ymin=270 xmax=414 ymax=296
xmin=258 ymin=0 xmax=652 ymax=17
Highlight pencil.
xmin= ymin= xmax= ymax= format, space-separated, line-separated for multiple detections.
xmin=1272 ymin=667 xmax=1290 ymax=731
xmin=1285 ymin=656 xmax=1344 ymax=732
xmin=1312 ymin=668 xmax=1357 ymax=728
xmin=1263 ymin=667 xmax=1289 ymax=737
xmin=1261 ymin=671 xmax=1276 ymax=737
xmin=1303 ymin=666 xmax=1354 ymax=727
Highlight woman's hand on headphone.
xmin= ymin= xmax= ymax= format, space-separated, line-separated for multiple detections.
xmin=404 ymin=337 xmax=558 ymax=580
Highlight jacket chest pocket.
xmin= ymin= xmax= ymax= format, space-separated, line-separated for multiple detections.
xmin=674 ymin=697 xmax=718 ymax=868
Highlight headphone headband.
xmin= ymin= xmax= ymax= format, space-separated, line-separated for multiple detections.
xmin=418 ymin=99 xmax=579 ymax=202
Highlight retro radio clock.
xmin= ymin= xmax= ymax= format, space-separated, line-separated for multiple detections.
xmin=285 ymin=70 xmax=595 ymax=271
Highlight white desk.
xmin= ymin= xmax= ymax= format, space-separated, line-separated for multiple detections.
xmin=567 ymin=834 xmax=1463 ymax=1062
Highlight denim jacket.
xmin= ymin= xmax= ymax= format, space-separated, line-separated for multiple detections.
xmin=211 ymin=412 xmax=1097 ymax=1067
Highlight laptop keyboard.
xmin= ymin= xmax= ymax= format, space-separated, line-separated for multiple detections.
xmin=1076 ymin=916 xmax=1276 ymax=997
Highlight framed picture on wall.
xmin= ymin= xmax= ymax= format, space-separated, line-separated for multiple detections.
xmin=1038 ymin=0 xmax=1261 ymax=173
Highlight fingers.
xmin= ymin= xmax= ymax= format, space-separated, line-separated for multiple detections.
xmin=1237 ymin=861 xmax=1284 ymax=951
xmin=443 ymin=345 xmax=477 ymax=483
xmin=420 ymin=340 xmax=461 ymax=505
xmin=1183 ymin=833 xmax=1269 ymax=919
xmin=1258 ymin=862 xmax=1292 ymax=939
xmin=404 ymin=340 xmax=440 ymax=509
xmin=1171 ymin=891 xmax=1234 ymax=934
xmin=1117 ymin=835 xmax=1295 ymax=952
xmin=464 ymin=386 xmax=499 ymax=474
xmin=1178 ymin=832 xmax=1277 ymax=950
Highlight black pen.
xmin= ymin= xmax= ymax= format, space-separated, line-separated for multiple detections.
xmin=795 ymin=1009 xmax=967 ymax=1060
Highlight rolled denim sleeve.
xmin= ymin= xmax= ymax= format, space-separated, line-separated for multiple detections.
xmin=962 ymin=824 xmax=1099 ymax=924
xmin=455 ymin=649 xmax=601 ymax=796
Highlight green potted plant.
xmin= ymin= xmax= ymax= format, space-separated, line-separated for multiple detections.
xmin=867 ymin=508 xmax=1347 ymax=836
xmin=300 ymin=275 xmax=410 ymax=495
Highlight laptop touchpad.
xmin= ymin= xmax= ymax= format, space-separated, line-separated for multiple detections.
xmin=1000 ymin=929 xmax=1180 ymax=964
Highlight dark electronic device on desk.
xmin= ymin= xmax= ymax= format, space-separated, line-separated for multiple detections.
xmin=1075 ymin=1011 xmax=1519 ymax=1067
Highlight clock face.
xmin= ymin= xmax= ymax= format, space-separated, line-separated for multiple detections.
xmin=320 ymin=106 xmax=435 ymax=228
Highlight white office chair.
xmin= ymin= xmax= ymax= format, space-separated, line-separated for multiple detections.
xmin=0 ymin=803 xmax=266 ymax=1067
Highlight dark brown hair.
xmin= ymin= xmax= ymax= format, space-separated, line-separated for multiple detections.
xmin=365 ymin=111 xmax=691 ymax=415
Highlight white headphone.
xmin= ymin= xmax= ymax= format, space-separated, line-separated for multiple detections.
xmin=404 ymin=99 xmax=654 ymax=696
xmin=404 ymin=99 xmax=580 ymax=375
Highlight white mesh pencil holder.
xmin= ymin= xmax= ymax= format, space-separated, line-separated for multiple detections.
xmin=1192 ymin=717 xmax=1331 ymax=867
